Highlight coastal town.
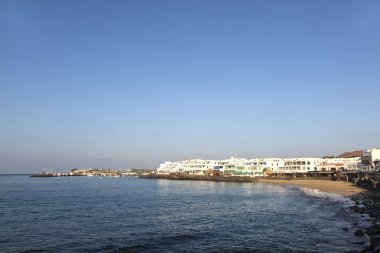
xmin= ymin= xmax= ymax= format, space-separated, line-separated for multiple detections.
xmin=33 ymin=148 xmax=380 ymax=181
xmin=31 ymin=168 xmax=151 ymax=177
xmin=155 ymin=148 xmax=380 ymax=179
xmin=3 ymin=1 xmax=379 ymax=252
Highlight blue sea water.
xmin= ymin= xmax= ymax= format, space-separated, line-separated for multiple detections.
xmin=0 ymin=175 xmax=368 ymax=253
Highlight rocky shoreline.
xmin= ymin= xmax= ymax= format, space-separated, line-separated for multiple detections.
xmin=350 ymin=191 xmax=380 ymax=253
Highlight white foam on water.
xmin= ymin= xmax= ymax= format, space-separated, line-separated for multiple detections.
xmin=299 ymin=187 xmax=355 ymax=207
xmin=300 ymin=187 xmax=344 ymax=200
xmin=300 ymin=187 xmax=373 ymax=231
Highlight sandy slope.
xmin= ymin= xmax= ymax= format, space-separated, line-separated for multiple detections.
xmin=258 ymin=179 xmax=363 ymax=196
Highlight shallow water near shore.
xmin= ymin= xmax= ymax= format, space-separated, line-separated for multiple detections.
xmin=0 ymin=175 xmax=369 ymax=252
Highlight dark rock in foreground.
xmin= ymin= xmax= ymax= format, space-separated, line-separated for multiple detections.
xmin=355 ymin=230 xmax=365 ymax=236
xmin=350 ymin=191 xmax=380 ymax=252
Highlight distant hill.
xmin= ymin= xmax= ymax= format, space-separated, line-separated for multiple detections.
xmin=337 ymin=150 xmax=363 ymax=158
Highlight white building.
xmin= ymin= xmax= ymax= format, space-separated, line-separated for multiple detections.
xmin=155 ymin=151 xmax=373 ymax=176
xmin=362 ymin=148 xmax=380 ymax=169
xmin=157 ymin=159 xmax=223 ymax=175
xmin=246 ymin=158 xmax=284 ymax=173
xmin=276 ymin=158 xmax=322 ymax=174
xmin=320 ymin=157 xmax=362 ymax=171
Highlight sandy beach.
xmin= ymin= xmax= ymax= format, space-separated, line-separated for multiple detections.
xmin=258 ymin=178 xmax=363 ymax=197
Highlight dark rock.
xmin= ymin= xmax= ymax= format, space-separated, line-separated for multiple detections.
xmin=370 ymin=235 xmax=380 ymax=247
xmin=343 ymin=227 xmax=349 ymax=231
xmin=367 ymin=224 xmax=380 ymax=236
xmin=355 ymin=230 xmax=365 ymax=236
xmin=362 ymin=245 xmax=373 ymax=252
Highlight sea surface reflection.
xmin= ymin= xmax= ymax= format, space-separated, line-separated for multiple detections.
xmin=0 ymin=175 xmax=367 ymax=252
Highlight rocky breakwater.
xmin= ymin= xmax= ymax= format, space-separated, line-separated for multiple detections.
xmin=350 ymin=179 xmax=380 ymax=252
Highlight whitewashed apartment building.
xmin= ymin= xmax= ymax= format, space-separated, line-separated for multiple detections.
xmin=276 ymin=158 xmax=321 ymax=174
xmin=362 ymin=148 xmax=380 ymax=169
xmin=157 ymin=155 xmax=364 ymax=176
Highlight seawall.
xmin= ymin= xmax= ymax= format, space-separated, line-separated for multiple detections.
xmin=139 ymin=174 xmax=258 ymax=183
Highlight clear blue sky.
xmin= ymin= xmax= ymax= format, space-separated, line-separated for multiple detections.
xmin=1 ymin=0 xmax=379 ymax=173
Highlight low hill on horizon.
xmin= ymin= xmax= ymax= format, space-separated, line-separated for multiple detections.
xmin=337 ymin=150 xmax=363 ymax=158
